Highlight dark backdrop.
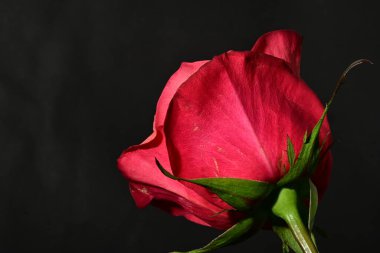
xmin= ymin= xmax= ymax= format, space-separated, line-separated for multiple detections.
xmin=0 ymin=1 xmax=379 ymax=252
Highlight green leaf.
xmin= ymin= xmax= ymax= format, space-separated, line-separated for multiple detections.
xmin=273 ymin=226 xmax=303 ymax=253
xmin=156 ymin=158 xmax=274 ymax=211
xmin=171 ymin=216 xmax=259 ymax=253
xmin=287 ymin=136 xmax=296 ymax=167
xmin=308 ymin=179 xmax=318 ymax=230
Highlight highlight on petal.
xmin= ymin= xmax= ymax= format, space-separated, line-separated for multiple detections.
xmin=251 ymin=30 xmax=302 ymax=76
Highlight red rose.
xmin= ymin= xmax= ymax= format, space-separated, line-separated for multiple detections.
xmin=117 ymin=30 xmax=332 ymax=230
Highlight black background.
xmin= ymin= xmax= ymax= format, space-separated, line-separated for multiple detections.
xmin=0 ymin=1 xmax=379 ymax=252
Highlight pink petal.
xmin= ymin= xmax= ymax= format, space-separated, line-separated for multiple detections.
xmin=165 ymin=51 xmax=331 ymax=194
xmin=251 ymin=30 xmax=302 ymax=76
xmin=118 ymin=60 xmax=235 ymax=229
xmin=118 ymin=132 xmax=235 ymax=229
xmin=312 ymin=150 xmax=333 ymax=199
xmin=154 ymin=61 xmax=208 ymax=127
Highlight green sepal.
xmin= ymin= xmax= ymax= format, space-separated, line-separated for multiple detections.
xmin=303 ymin=106 xmax=329 ymax=175
xmin=273 ymin=226 xmax=303 ymax=253
xmin=308 ymin=179 xmax=318 ymax=230
xmin=287 ymin=136 xmax=296 ymax=167
xmin=156 ymin=158 xmax=274 ymax=211
xmin=171 ymin=216 xmax=263 ymax=253
xmin=277 ymin=106 xmax=329 ymax=187
xmin=277 ymin=59 xmax=373 ymax=187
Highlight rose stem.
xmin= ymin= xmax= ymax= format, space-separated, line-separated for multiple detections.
xmin=272 ymin=188 xmax=318 ymax=253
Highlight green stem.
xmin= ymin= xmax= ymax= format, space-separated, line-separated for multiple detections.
xmin=272 ymin=188 xmax=318 ymax=253
xmin=283 ymin=210 xmax=317 ymax=253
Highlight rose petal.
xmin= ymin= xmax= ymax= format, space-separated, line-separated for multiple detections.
xmin=251 ymin=30 xmax=302 ymax=76
xmin=312 ymin=150 xmax=333 ymax=199
xmin=126 ymin=60 xmax=208 ymax=173
xmin=118 ymin=60 xmax=235 ymax=229
xmin=118 ymin=132 xmax=234 ymax=229
xmin=165 ymin=51 xmax=330 ymax=193
xmin=154 ymin=60 xmax=208 ymax=127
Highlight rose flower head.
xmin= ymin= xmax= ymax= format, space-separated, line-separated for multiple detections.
xmin=118 ymin=30 xmax=371 ymax=253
